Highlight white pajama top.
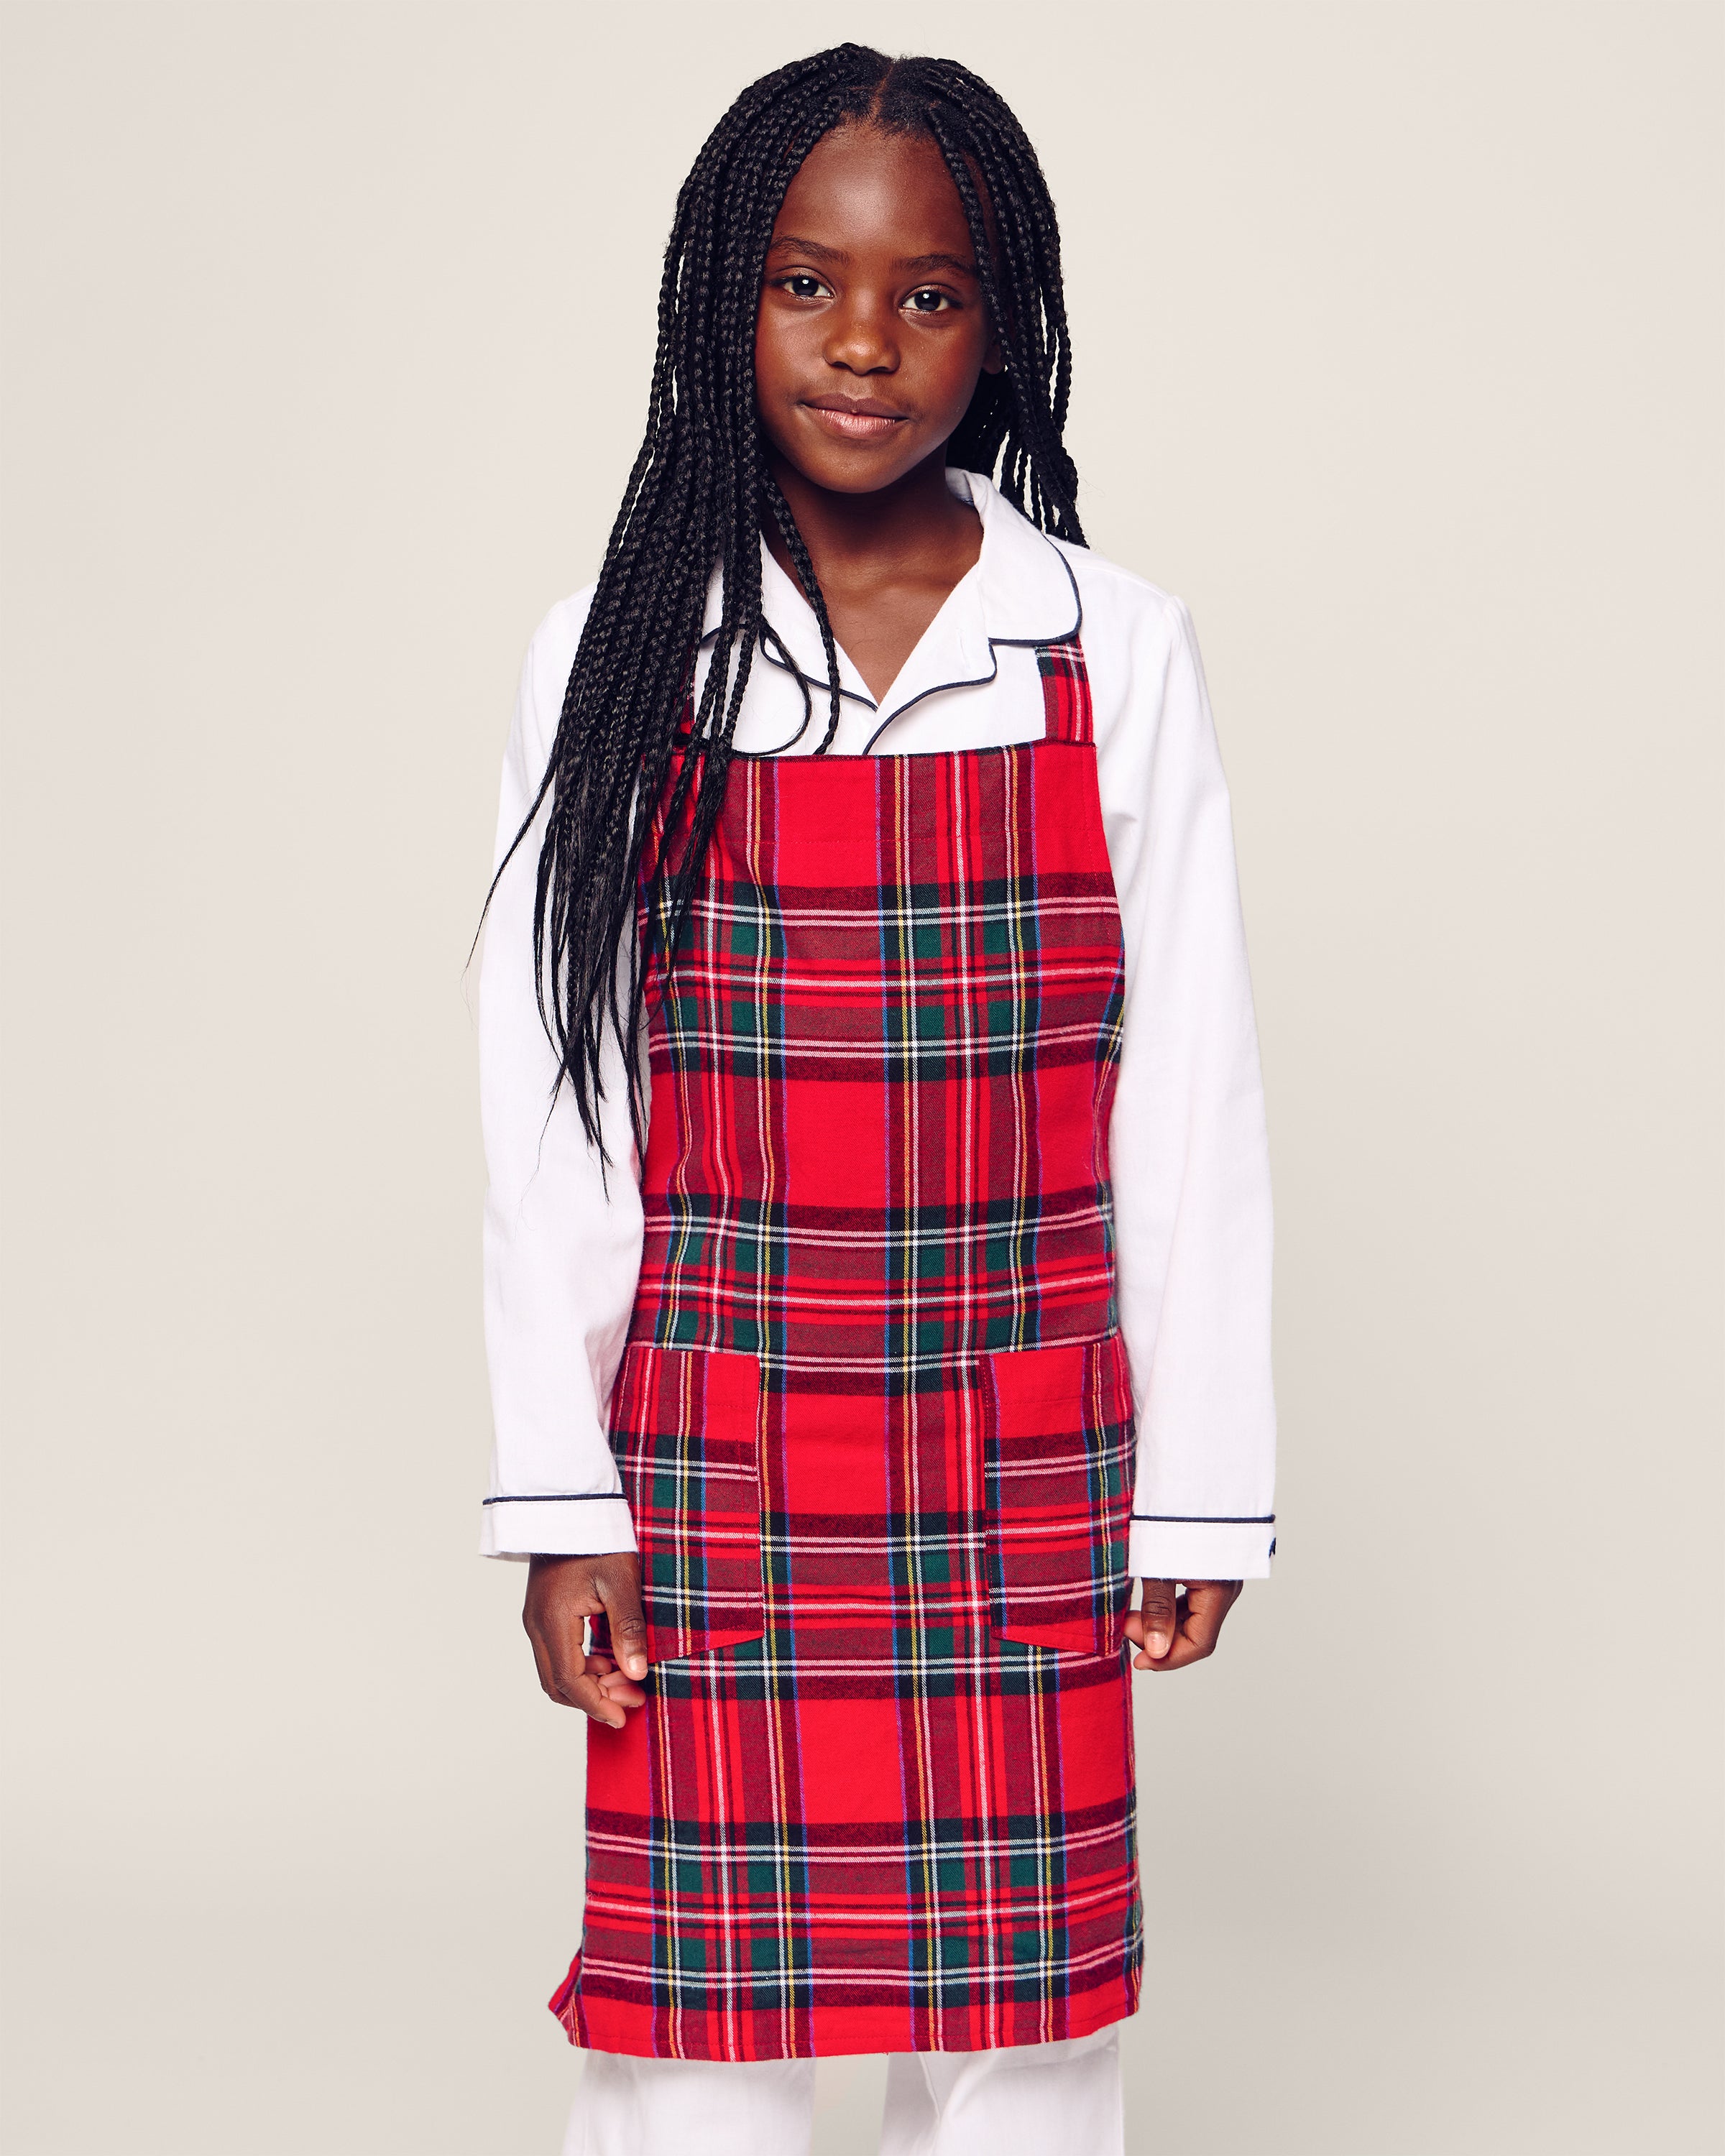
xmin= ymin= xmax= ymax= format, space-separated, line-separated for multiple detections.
xmin=478 ymin=469 xmax=1277 ymax=1583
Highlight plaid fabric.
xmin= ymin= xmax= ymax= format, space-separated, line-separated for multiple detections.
xmin=1035 ymin=637 xmax=1093 ymax=745
xmin=985 ymin=1337 xmax=1136 ymax=1656
xmin=607 ymin=1344 xmax=764 ymax=1661
xmin=556 ymin=640 xmax=1141 ymax=2060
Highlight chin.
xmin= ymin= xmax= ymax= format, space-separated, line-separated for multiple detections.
xmin=788 ymin=439 xmax=923 ymax=494
xmin=807 ymin=460 xmax=911 ymax=494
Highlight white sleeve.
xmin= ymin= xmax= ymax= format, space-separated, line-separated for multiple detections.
xmin=1098 ymin=591 xmax=1277 ymax=1582
xmin=477 ymin=587 xmax=647 ymax=1560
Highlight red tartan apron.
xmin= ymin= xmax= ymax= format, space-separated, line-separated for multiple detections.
xmin=551 ymin=635 xmax=1142 ymax=2060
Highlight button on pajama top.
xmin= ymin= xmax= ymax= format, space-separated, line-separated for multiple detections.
xmin=477 ymin=471 xmax=1278 ymax=2063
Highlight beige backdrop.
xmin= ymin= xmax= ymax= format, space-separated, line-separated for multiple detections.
xmin=1 ymin=4 xmax=1719 ymax=2152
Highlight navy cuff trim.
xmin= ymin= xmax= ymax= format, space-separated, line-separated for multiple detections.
xmin=1131 ymin=1513 xmax=1276 ymax=1525
xmin=482 ymin=1493 xmax=627 ymax=1506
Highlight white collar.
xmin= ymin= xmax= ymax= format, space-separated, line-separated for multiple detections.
xmin=696 ymin=469 xmax=1081 ymax=731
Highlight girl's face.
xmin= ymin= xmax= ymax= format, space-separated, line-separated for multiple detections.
xmin=754 ymin=123 xmax=1003 ymax=497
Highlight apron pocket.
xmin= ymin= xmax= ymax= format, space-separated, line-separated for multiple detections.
xmin=604 ymin=1340 xmax=765 ymax=1662
xmin=981 ymin=1332 xmax=1136 ymax=1656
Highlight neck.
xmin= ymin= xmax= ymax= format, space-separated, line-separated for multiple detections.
xmin=763 ymin=446 xmax=975 ymax=597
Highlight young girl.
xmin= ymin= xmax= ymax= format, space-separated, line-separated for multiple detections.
xmin=478 ymin=46 xmax=1276 ymax=2156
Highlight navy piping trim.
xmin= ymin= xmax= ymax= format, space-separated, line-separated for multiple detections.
xmin=1131 ymin=1513 xmax=1276 ymax=1525
xmin=862 ymin=546 xmax=1082 ymax=754
xmin=482 ymin=1493 xmax=628 ymax=1506
xmin=696 ymin=621 xmax=878 ymax=706
xmin=691 ymin=533 xmax=1084 ymax=760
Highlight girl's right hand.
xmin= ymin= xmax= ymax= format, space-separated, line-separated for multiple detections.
xmin=523 ymin=1553 xmax=650 ymax=1728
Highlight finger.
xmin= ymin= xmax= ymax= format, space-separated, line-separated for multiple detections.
xmin=523 ymin=1569 xmax=615 ymax=1715
xmin=586 ymin=1651 xmax=648 ymax=1710
xmin=1153 ymin=1580 xmax=1243 ymax=1672
xmin=527 ymin=1624 xmax=623 ymax=1721
xmin=596 ymin=1672 xmax=648 ymax=1712
xmin=597 ymin=1559 xmax=651 ymax=1682
xmin=557 ymin=1667 xmax=629 ymax=1728
xmin=525 ymin=1618 xmax=566 ymax=1704
xmin=1128 ymin=1578 xmax=1179 ymax=1668
xmin=532 ymin=1585 xmax=599 ymax=1703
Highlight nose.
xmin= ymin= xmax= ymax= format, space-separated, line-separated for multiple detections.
xmin=822 ymin=289 xmax=898 ymax=377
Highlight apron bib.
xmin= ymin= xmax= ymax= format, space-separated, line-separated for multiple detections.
xmin=552 ymin=635 xmax=1143 ymax=2060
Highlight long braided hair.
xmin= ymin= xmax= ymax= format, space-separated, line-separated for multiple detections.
xmin=492 ymin=45 xmax=1084 ymax=1168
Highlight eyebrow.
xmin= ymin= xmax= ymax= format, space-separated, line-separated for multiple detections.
xmin=895 ymin=251 xmax=979 ymax=277
xmin=766 ymin=235 xmax=980 ymax=278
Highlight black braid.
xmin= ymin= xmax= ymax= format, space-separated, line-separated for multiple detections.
xmin=479 ymin=45 xmax=1085 ymax=1170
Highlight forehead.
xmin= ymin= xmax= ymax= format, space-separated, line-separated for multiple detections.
xmin=771 ymin=124 xmax=974 ymax=262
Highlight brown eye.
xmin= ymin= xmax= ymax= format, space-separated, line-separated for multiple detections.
xmin=906 ymin=288 xmax=953 ymax=314
xmin=781 ymin=274 xmax=827 ymax=300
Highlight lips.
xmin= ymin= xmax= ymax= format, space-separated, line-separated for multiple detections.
xmin=800 ymin=397 xmax=908 ymax=442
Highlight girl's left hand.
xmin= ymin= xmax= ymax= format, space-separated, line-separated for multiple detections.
xmin=1126 ymin=1578 xmax=1242 ymax=1671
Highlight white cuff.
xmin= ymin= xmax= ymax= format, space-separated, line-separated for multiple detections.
xmin=479 ymin=1493 xmax=638 ymax=1560
xmin=1130 ymin=1515 xmax=1276 ymax=1583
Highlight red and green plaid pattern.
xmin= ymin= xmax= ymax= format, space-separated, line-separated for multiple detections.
xmin=607 ymin=1344 xmax=764 ymax=1662
xmin=985 ymin=1336 xmax=1137 ymax=1655
xmin=556 ymin=640 xmax=1141 ymax=2060
xmin=1035 ymin=637 xmax=1093 ymax=745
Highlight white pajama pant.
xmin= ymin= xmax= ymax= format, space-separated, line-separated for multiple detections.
xmin=562 ymin=2024 xmax=1124 ymax=2155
